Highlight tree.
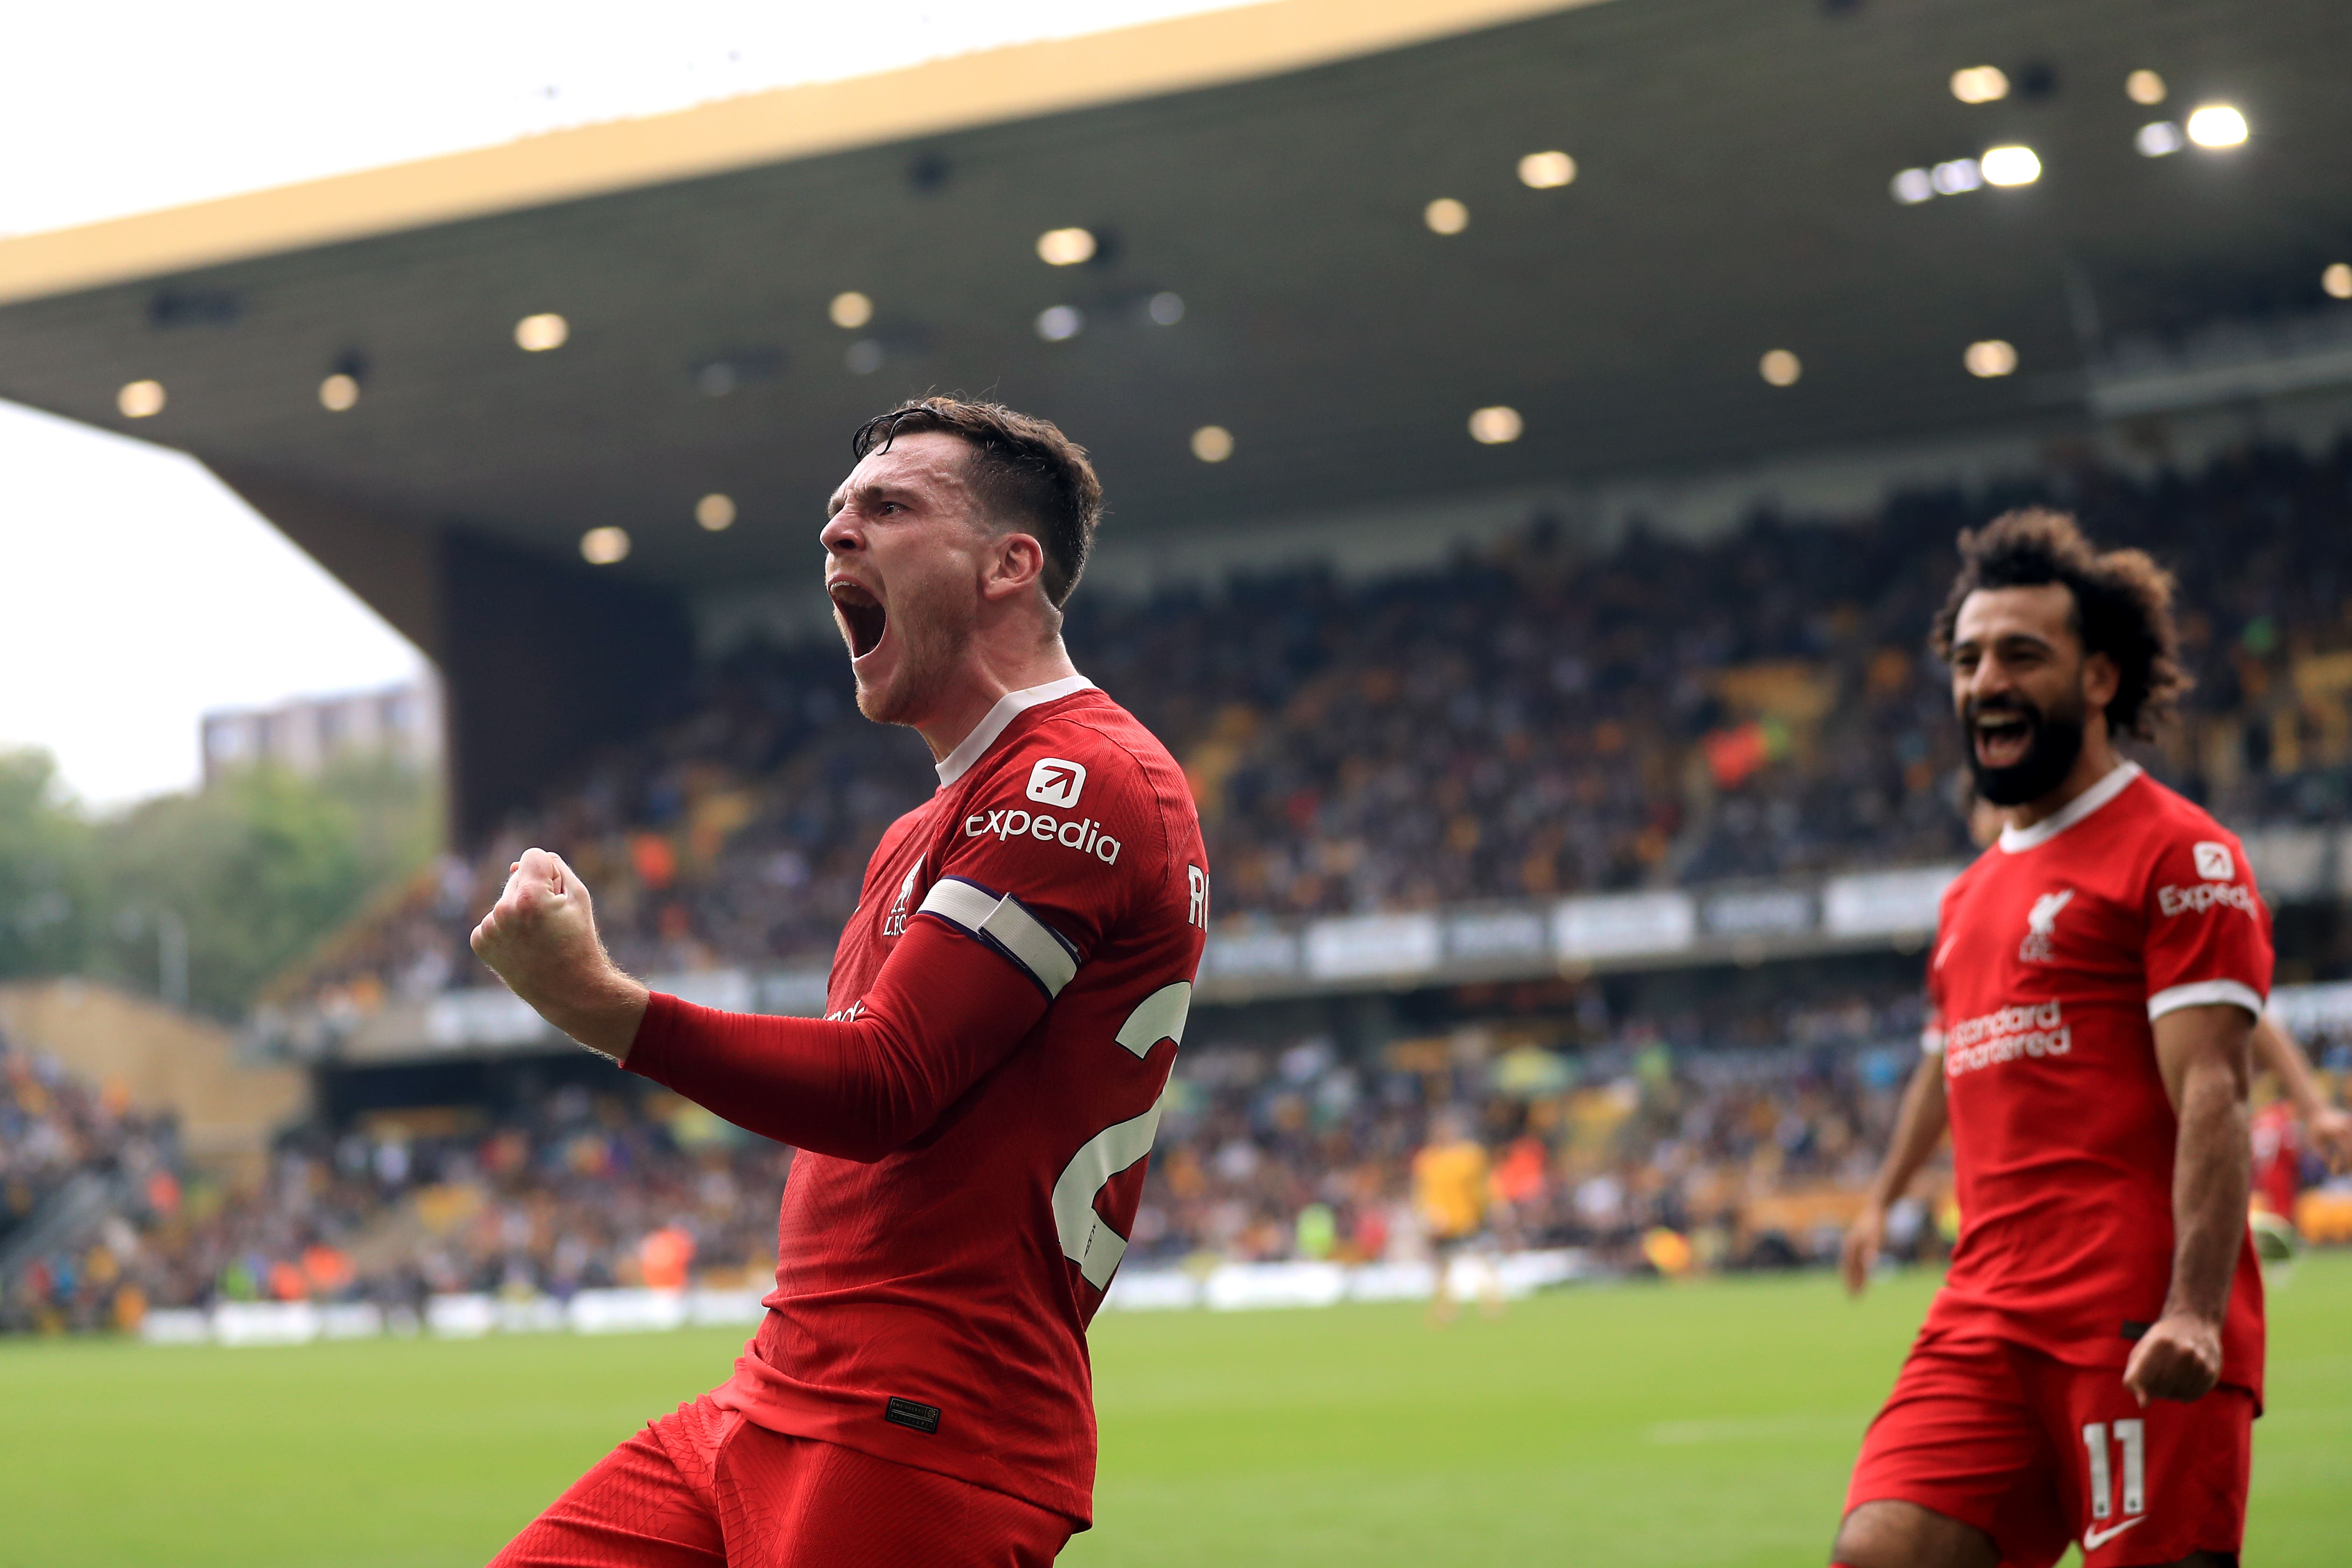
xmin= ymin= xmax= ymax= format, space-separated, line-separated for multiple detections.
xmin=0 ymin=745 xmax=440 ymax=1018
xmin=90 ymin=759 xmax=440 ymax=1018
xmin=0 ymin=750 xmax=93 ymax=979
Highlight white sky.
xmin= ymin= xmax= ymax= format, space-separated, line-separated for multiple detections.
xmin=0 ymin=0 xmax=1239 ymax=808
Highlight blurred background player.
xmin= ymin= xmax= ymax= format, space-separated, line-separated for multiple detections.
xmin=1412 ymin=1107 xmax=1499 ymax=1323
xmin=470 ymin=399 xmax=1208 ymax=1566
xmin=1834 ymin=512 xmax=2271 ymax=1568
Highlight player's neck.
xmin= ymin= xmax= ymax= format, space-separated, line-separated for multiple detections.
xmin=913 ymin=631 xmax=1082 ymax=764
xmin=2006 ymin=724 xmax=2124 ymax=831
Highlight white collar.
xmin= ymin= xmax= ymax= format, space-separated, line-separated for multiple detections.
xmin=934 ymin=674 xmax=1095 ymax=787
xmin=1998 ymin=760 xmax=2142 ymax=853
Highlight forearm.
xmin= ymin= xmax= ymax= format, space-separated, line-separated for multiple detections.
xmin=622 ymin=919 xmax=1047 ymax=1161
xmin=1865 ymin=1062 xmax=1949 ymax=1208
xmin=625 ymin=996 xmax=939 ymax=1159
xmin=2164 ymin=1056 xmax=2251 ymax=1324
xmin=533 ymin=962 xmax=649 ymax=1062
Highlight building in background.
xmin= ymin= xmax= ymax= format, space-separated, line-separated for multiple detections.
xmin=200 ymin=678 xmax=440 ymax=786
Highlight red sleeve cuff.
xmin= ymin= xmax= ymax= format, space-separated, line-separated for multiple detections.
xmin=621 ymin=990 xmax=690 ymax=1086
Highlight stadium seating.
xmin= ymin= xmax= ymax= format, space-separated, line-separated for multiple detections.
xmin=14 ymin=442 xmax=2352 ymax=1334
xmin=10 ymin=992 xmax=2347 ymax=1331
xmin=6 ymin=989 xmax=1945 ymax=1326
xmin=265 ymin=442 xmax=2352 ymax=1033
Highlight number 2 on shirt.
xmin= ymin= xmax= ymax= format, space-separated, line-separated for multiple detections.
xmin=1050 ymin=982 xmax=1192 ymax=1291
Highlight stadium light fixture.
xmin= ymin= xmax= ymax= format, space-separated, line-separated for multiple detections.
xmin=2126 ymin=69 xmax=2167 ymax=105
xmin=1191 ymin=426 xmax=1234 ymax=462
xmin=1759 ymin=350 xmax=1802 ymax=388
xmin=1424 ymin=198 xmax=1469 ymax=235
xmin=1890 ymin=168 xmax=1934 ymax=205
xmin=319 ymin=373 xmax=360 ymax=412
xmin=1979 ymin=146 xmax=2041 ymax=186
xmin=580 ymin=526 xmax=630 ymax=565
xmin=2136 ymin=122 xmax=2185 ymax=157
xmin=1518 ymin=151 xmax=1576 ymax=189
xmin=845 ymin=340 xmax=884 ymax=375
xmin=1035 ymin=305 xmax=1084 ymax=342
xmin=1964 ymin=339 xmax=2018 ymax=378
xmin=696 ymin=494 xmax=737 ymax=532
xmin=1148 ymin=292 xmax=1185 ymax=325
xmin=829 ymin=291 xmax=873 ymax=329
xmin=2324 ymin=263 xmax=2352 ymax=301
xmin=1036 ymin=227 xmax=1096 ymax=266
xmin=1949 ymin=66 xmax=2009 ymax=104
xmin=2186 ymin=105 xmax=2248 ymax=148
xmin=1468 ymin=406 xmax=1523 ymax=444
xmin=514 ymin=313 xmax=569 ymax=352
xmin=1929 ymin=159 xmax=1982 ymax=195
xmin=117 ymin=379 xmax=166 ymax=418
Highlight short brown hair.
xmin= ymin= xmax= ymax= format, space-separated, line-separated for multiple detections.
xmin=852 ymin=397 xmax=1104 ymax=606
xmin=1929 ymin=508 xmax=2189 ymax=740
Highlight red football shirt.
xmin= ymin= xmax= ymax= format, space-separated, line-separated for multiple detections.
xmin=1922 ymin=762 xmax=2272 ymax=1400
xmin=623 ymin=678 xmax=1208 ymax=1524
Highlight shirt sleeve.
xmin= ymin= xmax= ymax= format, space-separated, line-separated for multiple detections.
xmin=623 ymin=915 xmax=1049 ymax=1162
xmin=931 ymin=731 xmax=1168 ymax=974
xmin=2142 ymin=827 xmax=2274 ymax=1022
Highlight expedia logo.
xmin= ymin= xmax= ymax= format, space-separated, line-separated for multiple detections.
xmin=2158 ymin=882 xmax=2257 ymax=917
xmin=964 ymin=807 xmax=1122 ymax=865
xmin=1027 ymin=758 xmax=1086 ymax=809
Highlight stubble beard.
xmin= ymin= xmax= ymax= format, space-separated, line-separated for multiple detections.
xmin=1963 ymin=689 xmax=2089 ymax=807
xmin=854 ymin=577 xmax=977 ymax=730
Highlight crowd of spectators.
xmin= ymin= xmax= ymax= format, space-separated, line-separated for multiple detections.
xmin=0 ymin=1036 xmax=792 ymax=1334
xmin=266 ymin=443 xmax=2352 ymax=1030
xmin=9 ymin=991 xmax=2351 ymax=1332
xmin=0 ymin=1032 xmax=177 ymax=1332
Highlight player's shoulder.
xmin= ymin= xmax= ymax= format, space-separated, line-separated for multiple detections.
xmin=2118 ymin=771 xmax=2251 ymax=873
xmin=994 ymin=692 xmax=1192 ymax=822
xmin=1941 ymin=847 xmax=1995 ymax=908
xmin=2122 ymin=769 xmax=2236 ymax=841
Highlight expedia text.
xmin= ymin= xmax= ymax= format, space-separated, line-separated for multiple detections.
xmin=965 ymin=808 xmax=1122 ymax=865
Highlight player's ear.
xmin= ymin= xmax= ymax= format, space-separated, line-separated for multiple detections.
xmin=981 ymin=530 xmax=1048 ymax=604
xmin=2080 ymin=648 xmax=2120 ymax=712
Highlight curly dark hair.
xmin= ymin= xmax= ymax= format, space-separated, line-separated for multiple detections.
xmin=852 ymin=397 xmax=1104 ymax=607
xmin=1929 ymin=508 xmax=2189 ymax=740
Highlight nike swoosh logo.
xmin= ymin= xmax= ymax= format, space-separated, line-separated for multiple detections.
xmin=2083 ymin=1517 xmax=2145 ymax=1551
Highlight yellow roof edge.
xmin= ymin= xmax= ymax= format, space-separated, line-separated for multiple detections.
xmin=0 ymin=0 xmax=1593 ymax=307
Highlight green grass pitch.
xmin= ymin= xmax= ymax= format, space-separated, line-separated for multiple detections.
xmin=2 ymin=1256 xmax=2344 ymax=1566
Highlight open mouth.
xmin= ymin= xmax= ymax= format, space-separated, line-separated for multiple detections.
xmin=830 ymin=581 xmax=888 ymax=659
xmin=1973 ymin=711 xmax=2033 ymax=770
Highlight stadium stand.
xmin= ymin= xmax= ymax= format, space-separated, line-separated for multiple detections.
xmin=12 ymin=443 xmax=2352 ymax=1334
xmin=0 ymin=986 xmax=1937 ymax=1326
xmin=264 ymin=440 xmax=2352 ymax=1042
xmin=10 ymin=986 xmax=2348 ymax=1334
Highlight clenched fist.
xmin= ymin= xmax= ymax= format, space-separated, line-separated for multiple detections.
xmin=470 ymin=848 xmax=648 ymax=1060
xmin=2122 ymin=1310 xmax=2223 ymax=1406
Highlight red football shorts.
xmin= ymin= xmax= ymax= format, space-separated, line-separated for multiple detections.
xmin=490 ymin=1395 xmax=1075 ymax=1567
xmin=1845 ymin=1328 xmax=2252 ymax=1568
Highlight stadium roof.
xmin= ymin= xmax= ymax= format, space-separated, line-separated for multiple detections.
xmin=3 ymin=0 xmax=2348 ymax=608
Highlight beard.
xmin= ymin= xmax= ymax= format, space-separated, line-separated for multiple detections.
xmin=851 ymin=573 xmax=976 ymax=728
xmin=1962 ymin=690 xmax=2087 ymax=806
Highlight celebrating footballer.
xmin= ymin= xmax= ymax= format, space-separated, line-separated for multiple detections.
xmin=470 ymin=399 xmax=1210 ymax=1565
xmin=1834 ymin=512 xmax=2272 ymax=1568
